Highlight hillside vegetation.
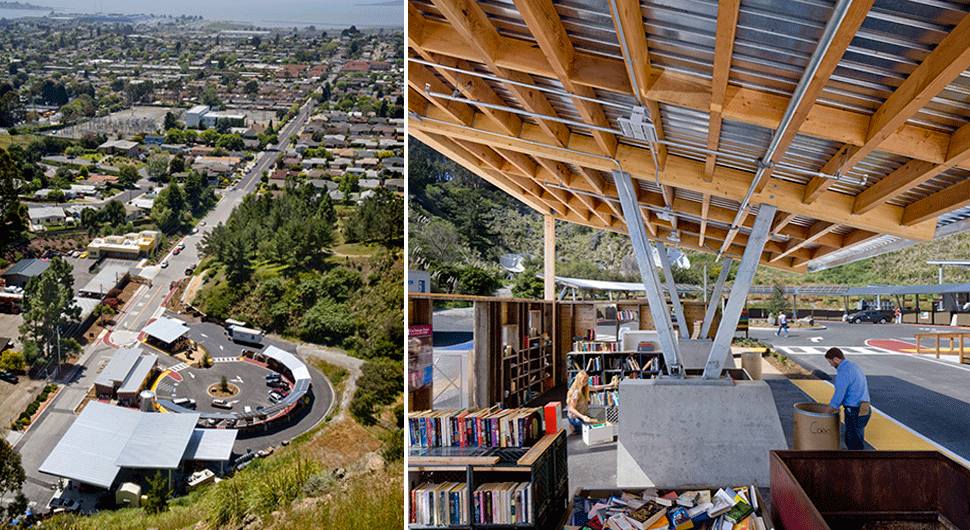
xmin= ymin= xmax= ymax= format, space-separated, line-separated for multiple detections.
xmin=409 ymin=138 xmax=970 ymax=294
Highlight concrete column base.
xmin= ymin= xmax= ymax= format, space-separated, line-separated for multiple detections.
xmin=617 ymin=378 xmax=786 ymax=487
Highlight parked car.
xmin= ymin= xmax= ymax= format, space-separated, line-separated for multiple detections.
xmin=847 ymin=309 xmax=891 ymax=324
xmin=49 ymin=497 xmax=80 ymax=512
xmin=211 ymin=399 xmax=232 ymax=409
xmin=173 ymin=247 xmax=181 ymax=255
xmin=78 ymin=251 xmax=89 ymax=258
xmin=177 ymin=241 xmax=185 ymax=250
xmin=269 ymin=390 xmax=284 ymax=403
xmin=269 ymin=379 xmax=289 ymax=390
xmin=0 ymin=372 xmax=18 ymax=384
xmin=160 ymin=261 xmax=169 ymax=268
xmin=185 ymin=265 xmax=196 ymax=276
xmin=264 ymin=372 xmax=282 ymax=382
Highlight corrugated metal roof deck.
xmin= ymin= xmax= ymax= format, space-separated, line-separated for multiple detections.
xmin=409 ymin=0 xmax=970 ymax=272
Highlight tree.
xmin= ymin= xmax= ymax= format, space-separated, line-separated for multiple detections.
xmin=163 ymin=111 xmax=180 ymax=130
xmin=0 ymin=439 xmax=28 ymax=520
xmin=215 ymin=133 xmax=244 ymax=151
xmin=143 ymin=470 xmax=170 ymax=514
xmin=103 ymin=199 xmax=126 ymax=226
xmin=199 ymin=128 xmax=220 ymax=146
xmin=169 ymin=154 xmax=185 ymax=174
xmin=766 ymin=283 xmax=790 ymax=317
xmin=244 ymin=79 xmax=258 ymax=94
xmin=0 ymin=350 xmax=26 ymax=373
xmin=0 ymin=150 xmax=28 ymax=243
xmin=18 ymin=258 xmax=80 ymax=360
xmin=0 ymin=90 xmax=25 ymax=127
xmin=344 ymin=187 xmax=403 ymax=246
xmin=146 ymin=153 xmax=169 ymax=182
xmin=118 ymin=164 xmax=139 ymax=187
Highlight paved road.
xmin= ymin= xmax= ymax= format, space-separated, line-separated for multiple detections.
xmin=756 ymin=320 xmax=970 ymax=463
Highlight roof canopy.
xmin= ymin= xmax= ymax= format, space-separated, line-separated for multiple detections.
xmin=408 ymin=0 xmax=970 ymax=273
xmin=39 ymin=402 xmax=203 ymax=488
xmin=142 ymin=316 xmax=190 ymax=344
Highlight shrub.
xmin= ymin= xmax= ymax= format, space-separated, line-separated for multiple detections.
xmin=39 ymin=391 xmax=49 ymax=401
xmin=106 ymin=287 xmax=123 ymax=298
xmin=26 ymin=402 xmax=38 ymax=415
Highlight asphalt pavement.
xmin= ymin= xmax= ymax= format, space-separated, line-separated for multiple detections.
xmin=757 ymin=320 xmax=970 ymax=463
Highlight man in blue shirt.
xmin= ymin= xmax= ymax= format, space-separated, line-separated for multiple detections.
xmin=823 ymin=347 xmax=871 ymax=450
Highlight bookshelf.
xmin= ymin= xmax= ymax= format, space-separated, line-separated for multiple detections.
xmin=499 ymin=302 xmax=554 ymax=408
xmin=408 ymin=429 xmax=569 ymax=529
xmin=566 ymin=341 xmax=664 ymax=423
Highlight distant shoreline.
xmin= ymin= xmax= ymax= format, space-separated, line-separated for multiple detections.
xmin=0 ymin=1 xmax=50 ymax=9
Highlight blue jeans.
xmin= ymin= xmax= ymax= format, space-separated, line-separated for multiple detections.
xmin=843 ymin=406 xmax=870 ymax=450
xmin=777 ymin=323 xmax=788 ymax=336
xmin=568 ymin=416 xmax=584 ymax=434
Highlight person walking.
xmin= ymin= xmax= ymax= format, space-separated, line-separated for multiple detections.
xmin=823 ymin=347 xmax=871 ymax=450
xmin=566 ymin=371 xmax=617 ymax=435
xmin=895 ymin=307 xmax=901 ymax=324
xmin=776 ymin=311 xmax=789 ymax=337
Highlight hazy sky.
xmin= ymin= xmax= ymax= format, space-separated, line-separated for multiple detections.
xmin=32 ymin=1 xmax=404 ymax=28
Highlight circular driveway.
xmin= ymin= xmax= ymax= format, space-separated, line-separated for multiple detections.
xmin=154 ymin=358 xmax=285 ymax=414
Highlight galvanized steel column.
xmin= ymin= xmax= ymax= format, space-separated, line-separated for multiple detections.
xmin=704 ymin=204 xmax=776 ymax=379
xmin=700 ymin=257 xmax=734 ymax=340
xmin=657 ymin=241 xmax=689 ymax=337
xmin=612 ymin=170 xmax=681 ymax=374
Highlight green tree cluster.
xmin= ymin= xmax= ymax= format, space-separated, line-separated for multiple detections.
xmin=343 ymin=187 xmax=403 ymax=246
xmin=19 ymin=258 xmax=80 ymax=361
xmin=349 ymin=358 xmax=403 ymax=425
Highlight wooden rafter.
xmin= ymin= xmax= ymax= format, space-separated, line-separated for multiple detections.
xmin=705 ymin=0 xmax=740 ymax=181
xmin=511 ymin=0 xmax=618 ymax=158
xmin=608 ymin=0 xmax=668 ymax=171
xmin=424 ymin=0 xmax=571 ymax=148
xmin=769 ymin=221 xmax=837 ymax=263
xmin=409 ymin=105 xmax=937 ymax=241
xmin=804 ymin=11 xmax=970 ymax=204
xmin=409 ymin=13 xmax=970 ymax=174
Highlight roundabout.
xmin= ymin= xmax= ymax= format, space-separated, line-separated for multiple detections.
xmin=150 ymin=345 xmax=315 ymax=434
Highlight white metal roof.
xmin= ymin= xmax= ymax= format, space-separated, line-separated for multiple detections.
xmin=115 ymin=411 xmax=200 ymax=469
xmin=78 ymin=264 xmax=131 ymax=297
xmin=142 ymin=316 xmax=190 ymax=344
xmin=39 ymin=402 xmax=201 ymax=488
xmin=117 ymin=354 xmax=158 ymax=395
xmin=182 ymin=429 xmax=238 ymax=461
xmin=95 ymin=346 xmax=143 ymax=388
xmin=263 ymin=345 xmax=311 ymax=381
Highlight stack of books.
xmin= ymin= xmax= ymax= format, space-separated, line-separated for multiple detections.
xmin=567 ymin=486 xmax=765 ymax=530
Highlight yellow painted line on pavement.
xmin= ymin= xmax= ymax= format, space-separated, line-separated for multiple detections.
xmin=125 ymin=283 xmax=164 ymax=332
xmin=790 ymin=379 xmax=970 ymax=467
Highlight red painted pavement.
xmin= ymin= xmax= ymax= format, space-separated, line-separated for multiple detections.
xmin=867 ymin=339 xmax=917 ymax=353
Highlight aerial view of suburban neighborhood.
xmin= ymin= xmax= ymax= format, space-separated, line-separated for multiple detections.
xmin=0 ymin=4 xmax=404 ymax=528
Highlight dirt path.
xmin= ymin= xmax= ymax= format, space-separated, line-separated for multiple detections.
xmin=296 ymin=343 xmax=364 ymax=422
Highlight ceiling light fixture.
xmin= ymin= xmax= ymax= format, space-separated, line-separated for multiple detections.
xmin=618 ymin=106 xmax=657 ymax=143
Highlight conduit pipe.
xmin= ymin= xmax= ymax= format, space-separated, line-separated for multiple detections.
xmin=717 ymin=0 xmax=857 ymax=257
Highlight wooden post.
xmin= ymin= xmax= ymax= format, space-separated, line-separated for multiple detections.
xmin=544 ymin=215 xmax=555 ymax=301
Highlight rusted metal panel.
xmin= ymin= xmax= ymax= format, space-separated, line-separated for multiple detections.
xmin=770 ymin=451 xmax=970 ymax=530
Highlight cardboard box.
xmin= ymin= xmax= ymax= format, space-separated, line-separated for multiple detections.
xmin=544 ymin=401 xmax=563 ymax=434
xmin=583 ymin=422 xmax=617 ymax=445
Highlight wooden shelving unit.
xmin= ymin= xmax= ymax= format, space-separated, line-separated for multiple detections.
xmin=408 ymin=429 xmax=569 ymax=529
xmin=499 ymin=302 xmax=554 ymax=408
xmin=566 ymin=344 xmax=664 ymax=423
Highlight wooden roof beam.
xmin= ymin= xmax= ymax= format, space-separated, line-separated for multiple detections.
xmin=699 ymin=194 xmax=711 ymax=247
xmin=408 ymin=63 xmax=476 ymax=126
xmin=805 ymin=11 xmax=970 ymax=204
xmin=423 ymin=0 xmax=571 ymax=148
xmin=769 ymin=221 xmax=836 ymax=263
xmin=902 ymin=177 xmax=970 ymax=226
xmin=409 ymin=106 xmax=937 ymax=241
xmin=511 ymin=0 xmax=618 ymax=157
xmin=705 ymin=0 xmax=741 ymax=181
xmin=409 ymin=14 xmax=970 ymax=173
xmin=854 ymin=120 xmax=970 ymax=215
xmin=608 ymin=0 xmax=668 ymax=171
